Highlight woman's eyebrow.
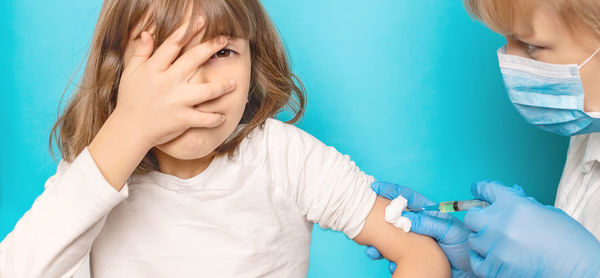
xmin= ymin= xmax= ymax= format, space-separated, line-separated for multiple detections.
xmin=510 ymin=32 xmax=526 ymax=40
xmin=510 ymin=32 xmax=538 ymax=44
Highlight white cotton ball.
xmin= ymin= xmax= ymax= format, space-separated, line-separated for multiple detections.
xmin=384 ymin=196 xmax=412 ymax=233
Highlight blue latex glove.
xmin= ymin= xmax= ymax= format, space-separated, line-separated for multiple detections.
xmin=366 ymin=181 xmax=477 ymax=277
xmin=464 ymin=180 xmax=600 ymax=277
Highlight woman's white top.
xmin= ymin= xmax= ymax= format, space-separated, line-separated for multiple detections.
xmin=0 ymin=118 xmax=376 ymax=278
xmin=556 ymin=133 xmax=600 ymax=239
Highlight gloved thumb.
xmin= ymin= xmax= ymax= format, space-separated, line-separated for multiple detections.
xmin=402 ymin=211 xmax=453 ymax=243
xmin=471 ymin=180 xmax=511 ymax=203
xmin=371 ymin=182 xmax=435 ymax=209
xmin=469 ymin=250 xmax=487 ymax=278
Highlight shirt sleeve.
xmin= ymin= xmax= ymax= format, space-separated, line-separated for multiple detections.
xmin=0 ymin=147 xmax=129 ymax=278
xmin=264 ymin=119 xmax=377 ymax=239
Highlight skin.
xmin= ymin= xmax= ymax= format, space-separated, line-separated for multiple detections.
xmin=88 ymin=7 xmax=450 ymax=278
xmin=355 ymin=197 xmax=450 ymax=277
xmin=504 ymin=4 xmax=600 ymax=111
xmin=151 ymin=32 xmax=252 ymax=178
xmin=120 ymin=8 xmax=252 ymax=179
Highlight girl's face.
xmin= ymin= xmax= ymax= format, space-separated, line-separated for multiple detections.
xmin=504 ymin=4 xmax=600 ymax=111
xmin=123 ymin=25 xmax=252 ymax=161
xmin=159 ymin=35 xmax=252 ymax=160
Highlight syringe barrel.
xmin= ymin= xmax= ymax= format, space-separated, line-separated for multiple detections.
xmin=438 ymin=199 xmax=489 ymax=212
xmin=456 ymin=199 xmax=489 ymax=211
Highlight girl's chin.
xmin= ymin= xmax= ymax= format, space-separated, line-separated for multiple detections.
xmin=155 ymin=131 xmax=219 ymax=160
xmin=156 ymin=147 xmax=213 ymax=161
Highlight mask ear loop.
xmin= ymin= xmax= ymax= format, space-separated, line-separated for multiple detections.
xmin=578 ymin=47 xmax=600 ymax=69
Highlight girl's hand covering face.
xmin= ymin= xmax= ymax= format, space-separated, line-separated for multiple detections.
xmin=115 ymin=17 xmax=237 ymax=148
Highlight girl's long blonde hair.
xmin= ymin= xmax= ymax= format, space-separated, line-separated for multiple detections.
xmin=50 ymin=0 xmax=306 ymax=173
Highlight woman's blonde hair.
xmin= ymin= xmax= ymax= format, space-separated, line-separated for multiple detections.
xmin=464 ymin=0 xmax=600 ymax=39
xmin=50 ymin=0 xmax=306 ymax=173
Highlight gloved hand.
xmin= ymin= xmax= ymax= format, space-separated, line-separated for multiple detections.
xmin=464 ymin=180 xmax=600 ymax=277
xmin=366 ymin=181 xmax=477 ymax=277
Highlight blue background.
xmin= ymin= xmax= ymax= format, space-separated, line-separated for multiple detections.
xmin=0 ymin=0 xmax=569 ymax=277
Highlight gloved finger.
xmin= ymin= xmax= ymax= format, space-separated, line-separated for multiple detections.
xmin=464 ymin=207 xmax=487 ymax=232
xmin=511 ymin=184 xmax=527 ymax=196
xmin=442 ymin=240 xmax=473 ymax=273
xmin=451 ymin=268 xmax=478 ymax=278
xmin=402 ymin=187 xmax=437 ymax=210
xmin=469 ymin=250 xmax=487 ymax=278
xmin=470 ymin=180 xmax=511 ymax=203
xmin=425 ymin=210 xmax=453 ymax=219
xmin=364 ymin=246 xmax=383 ymax=260
xmin=418 ymin=207 xmax=461 ymax=221
xmin=403 ymin=211 xmax=454 ymax=242
xmin=388 ymin=261 xmax=397 ymax=274
xmin=467 ymin=231 xmax=489 ymax=258
xmin=370 ymin=181 xmax=396 ymax=198
xmin=370 ymin=181 xmax=436 ymax=209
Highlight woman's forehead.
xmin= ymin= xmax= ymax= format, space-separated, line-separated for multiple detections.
xmin=510 ymin=5 xmax=570 ymax=41
xmin=467 ymin=0 xmax=538 ymax=36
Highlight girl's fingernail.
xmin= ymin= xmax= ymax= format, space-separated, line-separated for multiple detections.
xmin=140 ymin=32 xmax=147 ymax=43
xmin=228 ymin=79 xmax=236 ymax=88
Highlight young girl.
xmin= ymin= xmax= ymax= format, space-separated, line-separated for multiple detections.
xmin=0 ymin=0 xmax=450 ymax=277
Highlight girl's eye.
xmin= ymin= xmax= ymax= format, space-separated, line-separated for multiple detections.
xmin=212 ymin=49 xmax=235 ymax=59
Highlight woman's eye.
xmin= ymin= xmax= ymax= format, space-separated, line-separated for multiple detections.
xmin=522 ymin=42 xmax=544 ymax=56
xmin=212 ymin=49 xmax=235 ymax=59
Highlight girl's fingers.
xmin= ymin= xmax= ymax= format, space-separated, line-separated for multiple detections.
xmin=185 ymin=110 xmax=226 ymax=128
xmin=182 ymin=79 xmax=236 ymax=106
xmin=170 ymin=36 xmax=229 ymax=79
xmin=126 ymin=32 xmax=155 ymax=73
xmin=148 ymin=17 xmax=205 ymax=71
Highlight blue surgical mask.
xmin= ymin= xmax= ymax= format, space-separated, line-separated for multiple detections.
xmin=497 ymin=45 xmax=600 ymax=136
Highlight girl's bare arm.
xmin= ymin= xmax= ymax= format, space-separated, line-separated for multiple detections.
xmin=353 ymin=197 xmax=451 ymax=278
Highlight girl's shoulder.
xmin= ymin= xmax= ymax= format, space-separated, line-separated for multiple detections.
xmin=240 ymin=118 xmax=314 ymax=150
xmin=233 ymin=118 xmax=286 ymax=163
xmin=234 ymin=118 xmax=322 ymax=166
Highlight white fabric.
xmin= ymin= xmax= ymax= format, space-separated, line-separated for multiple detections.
xmin=0 ymin=118 xmax=376 ymax=278
xmin=384 ymin=196 xmax=411 ymax=233
xmin=555 ymin=133 xmax=600 ymax=239
xmin=0 ymin=147 xmax=129 ymax=278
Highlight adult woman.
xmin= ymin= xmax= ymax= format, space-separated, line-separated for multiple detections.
xmin=368 ymin=0 xmax=600 ymax=276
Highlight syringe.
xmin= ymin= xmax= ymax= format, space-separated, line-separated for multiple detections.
xmin=409 ymin=199 xmax=490 ymax=213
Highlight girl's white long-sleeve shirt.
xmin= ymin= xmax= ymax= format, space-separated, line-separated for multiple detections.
xmin=0 ymin=118 xmax=377 ymax=278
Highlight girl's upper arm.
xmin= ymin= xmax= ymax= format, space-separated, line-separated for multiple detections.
xmin=353 ymin=196 xmax=451 ymax=278
xmin=264 ymin=119 xmax=376 ymax=237
xmin=262 ymin=119 xmax=450 ymax=277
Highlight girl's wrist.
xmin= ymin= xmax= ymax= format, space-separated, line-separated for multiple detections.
xmin=106 ymin=110 xmax=154 ymax=151
xmin=88 ymin=112 xmax=153 ymax=190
